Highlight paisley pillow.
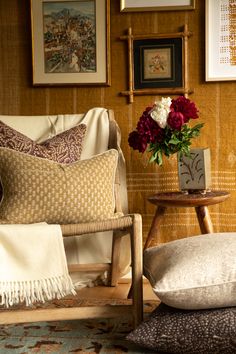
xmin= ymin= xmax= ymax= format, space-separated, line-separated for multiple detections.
xmin=0 ymin=120 xmax=86 ymax=163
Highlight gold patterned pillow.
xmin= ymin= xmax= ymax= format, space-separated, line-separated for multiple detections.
xmin=0 ymin=120 xmax=87 ymax=163
xmin=0 ymin=148 xmax=118 ymax=224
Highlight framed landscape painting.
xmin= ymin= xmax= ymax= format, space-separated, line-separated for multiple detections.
xmin=30 ymin=0 xmax=110 ymax=86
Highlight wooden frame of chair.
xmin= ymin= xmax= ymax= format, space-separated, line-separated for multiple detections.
xmin=0 ymin=110 xmax=143 ymax=328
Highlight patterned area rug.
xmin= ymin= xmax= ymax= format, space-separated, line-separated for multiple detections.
xmin=0 ymin=299 xmax=159 ymax=354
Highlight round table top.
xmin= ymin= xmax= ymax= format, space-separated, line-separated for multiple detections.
xmin=148 ymin=190 xmax=230 ymax=208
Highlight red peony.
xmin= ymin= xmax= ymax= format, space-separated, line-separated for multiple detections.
xmin=167 ymin=111 xmax=184 ymax=131
xmin=170 ymin=96 xmax=198 ymax=123
xmin=128 ymin=96 xmax=203 ymax=166
xmin=128 ymin=131 xmax=148 ymax=153
xmin=137 ymin=113 xmax=164 ymax=144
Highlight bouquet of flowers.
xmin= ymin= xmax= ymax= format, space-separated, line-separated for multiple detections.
xmin=128 ymin=96 xmax=203 ymax=166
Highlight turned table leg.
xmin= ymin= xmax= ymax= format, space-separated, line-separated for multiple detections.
xmin=144 ymin=206 xmax=166 ymax=250
xmin=195 ymin=206 xmax=214 ymax=234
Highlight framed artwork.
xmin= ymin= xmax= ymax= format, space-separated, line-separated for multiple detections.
xmin=120 ymin=25 xmax=193 ymax=103
xmin=120 ymin=0 xmax=195 ymax=12
xmin=206 ymin=0 xmax=236 ymax=81
xmin=133 ymin=38 xmax=182 ymax=90
xmin=30 ymin=0 xmax=110 ymax=86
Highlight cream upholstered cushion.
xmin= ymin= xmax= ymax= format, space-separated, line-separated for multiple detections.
xmin=0 ymin=120 xmax=86 ymax=163
xmin=144 ymin=233 xmax=236 ymax=310
xmin=0 ymin=148 xmax=118 ymax=224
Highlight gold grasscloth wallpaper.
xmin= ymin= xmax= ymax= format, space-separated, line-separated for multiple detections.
xmin=0 ymin=0 xmax=235 ymax=246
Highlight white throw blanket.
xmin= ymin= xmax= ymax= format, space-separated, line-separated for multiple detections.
xmin=0 ymin=223 xmax=76 ymax=307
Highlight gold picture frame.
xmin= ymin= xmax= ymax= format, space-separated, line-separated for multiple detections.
xmin=30 ymin=0 xmax=110 ymax=86
xmin=120 ymin=0 xmax=195 ymax=12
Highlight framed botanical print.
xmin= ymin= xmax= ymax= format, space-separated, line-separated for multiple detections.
xmin=30 ymin=0 xmax=110 ymax=86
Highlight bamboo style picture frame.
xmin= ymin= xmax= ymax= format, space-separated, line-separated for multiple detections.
xmin=30 ymin=0 xmax=110 ymax=86
xmin=205 ymin=0 xmax=236 ymax=81
xmin=133 ymin=37 xmax=183 ymax=90
xmin=120 ymin=0 xmax=195 ymax=12
xmin=120 ymin=25 xmax=193 ymax=103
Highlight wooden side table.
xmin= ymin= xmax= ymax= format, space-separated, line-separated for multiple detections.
xmin=144 ymin=191 xmax=230 ymax=250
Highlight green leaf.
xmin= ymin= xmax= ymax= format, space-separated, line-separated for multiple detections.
xmin=169 ymin=138 xmax=180 ymax=145
xmin=156 ymin=151 xmax=163 ymax=165
xmin=149 ymin=150 xmax=163 ymax=165
xmin=193 ymin=123 xmax=204 ymax=130
xmin=149 ymin=154 xmax=157 ymax=163
xmin=143 ymin=120 xmax=204 ymax=166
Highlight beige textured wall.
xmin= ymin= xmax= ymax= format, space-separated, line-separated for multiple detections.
xmin=0 ymin=0 xmax=235 ymax=245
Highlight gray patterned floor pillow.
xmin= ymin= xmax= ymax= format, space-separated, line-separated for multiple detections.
xmin=126 ymin=304 xmax=236 ymax=353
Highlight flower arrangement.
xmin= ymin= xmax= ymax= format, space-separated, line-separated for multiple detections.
xmin=128 ymin=96 xmax=203 ymax=166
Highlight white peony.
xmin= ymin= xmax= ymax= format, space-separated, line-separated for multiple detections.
xmin=150 ymin=97 xmax=172 ymax=129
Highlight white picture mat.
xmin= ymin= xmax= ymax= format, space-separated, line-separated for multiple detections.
xmin=120 ymin=0 xmax=195 ymax=11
